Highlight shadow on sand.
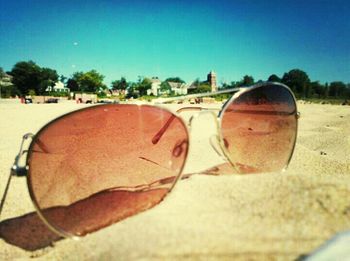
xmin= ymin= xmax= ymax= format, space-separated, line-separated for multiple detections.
xmin=0 ymin=188 xmax=168 ymax=251
xmin=0 ymin=163 xmax=235 ymax=251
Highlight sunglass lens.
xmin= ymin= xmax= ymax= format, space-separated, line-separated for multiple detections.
xmin=221 ymin=83 xmax=297 ymax=174
xmin=27 ymin=104 xmax=188 ymax=236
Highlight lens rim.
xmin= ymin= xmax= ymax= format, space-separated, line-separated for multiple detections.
xmin=218 ymin=82 xmax=299 ymax=174
xmin=25 ymin=104 xmax=189 ymax=238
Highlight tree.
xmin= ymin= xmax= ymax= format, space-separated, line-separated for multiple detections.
xmin=160 ymin=81 xmax=171 ymax=93
xmin=66 ymin=78 xmax=80 ymax=92
xmin=329 ymin=81 xmax=346 ymax=98
xmin=282 ymin=69 xmax=310 ymax=98
xmin=72 ymin=70 xmax=105 ymax=93
xmin=268 ymin=74 xmax=281 ymax=82
xmin=59 ymin=75 xmax=67 ymax=84
xmin=39 ymin=67 xmax=59 ymax=94
xmin=9 ymin=61 xmax=59 ymax=96
xmin=310 ymin=81 xmax=325 ymax=98
xmin=111 ymin=77 xmax=128 ymax=90
xmin=188 ymin=80 xmax=211 ymax=94
xmin=10 ymin=61 xmax=41 ymax=96
xmin=241 ymin=75 xmax=254 ymax=86
xmin=126 ymin=82 xmax=140 ymax=99
xmin=136 ymin=77 xmax=152 ymax=96
xmin=197 ymin=83 xmax=211 ymax=93
xmin=164 ymin=77 xmax=185 ymax=83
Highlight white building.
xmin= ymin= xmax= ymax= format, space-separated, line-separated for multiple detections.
xmin=167 ymin=81 xmax=189 ymax=95
xmin=147 ymin=77 xmax=161 ymax=96
xmin=46 ymin=81 xmax=70 ymax=93
xmin=0 ymin=73 xmax=13 ymax=87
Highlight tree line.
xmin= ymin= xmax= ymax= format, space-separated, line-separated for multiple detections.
xmin=223 ymin=70 xmax=350 ymax=99
xmin=1 ymin=61 xmax=349 ymax=100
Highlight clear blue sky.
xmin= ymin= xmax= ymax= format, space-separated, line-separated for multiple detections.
xmin=1 ymin=0 xmax=349 ymax=86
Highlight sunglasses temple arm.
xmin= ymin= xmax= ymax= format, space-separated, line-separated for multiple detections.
xmin=153 ymin=87 xmax=241 ymax=104
xmin=0 ymin=133 xmax=35 ymax=219
xmin=0 ymin=133 xmax=34 ymax=217
xmin=152 ymin=114 xmax=177 ymax=145
xmin=0 ymin=171 xmax=13 ymax=219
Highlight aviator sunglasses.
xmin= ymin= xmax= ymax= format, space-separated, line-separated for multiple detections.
xmin=1 ymin=82 xmax=299 ymax=239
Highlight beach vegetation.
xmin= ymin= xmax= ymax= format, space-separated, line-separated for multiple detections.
xmin=3 ymin=61 xmax=350 ymax=103
xmin=71 ymin=70 xmax=105 ymax=93
xmin=281 ymin=69 xmax=311 ymax=98
xmin=8 ymin=61 xmax=59 ymax=96
xmin=46 ymin=91 xmax=70 ymax=97
xmin=164 ymin=77 xmax=185 ymax=83
xmin=135 ymin=77 xmax=152 ymax=96
xmin=160 ymin=81 xmax=172 ymax=94
xmin=111 ymin=77 xmax=128 ymax=90
xmin=188 ymin=79 xmax=211 ymax=94
xmin=268 ymin=74 xmax=282 ymax=82
xmin=240 ymin=75 xmax=255 ymax=86
xmin=28 ymin=89 xmax=36 ymax=97
xmin=66 ymin=79 xmax=80 ymax=92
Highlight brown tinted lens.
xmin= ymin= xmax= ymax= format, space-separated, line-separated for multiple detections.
xmin=27 ymin=104 xmax=188 ymax=236
xmin=221 ymin=84 xmax=297 ymax=174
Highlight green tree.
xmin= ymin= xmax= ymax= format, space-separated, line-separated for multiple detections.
xmin=136 ymin=77 xmax=152 ymax=96
xmin=59 ymin=75 xmax=67 ymax=84
xmin=111 ymin=77 xmax=128 ymax=90
xmin=310 ymin=81 xmax=327 ymax=98
xmin=197 ymin=83 xmax=211 ymax=93
xmin=10 ymin=61 xmax=41 ymax=96
xmin=329 ymin=81 xmax=346 ymax=98
xmin=282 ymin=69 xmax=310 ymax=98
xmin=240 ymin=75 xmax=255 ymax=86
xmin=160 ymin=81 xmax=171 ymax=93
xmin=66 ymin=78 xmax=79 ymax=92
xmin=229 ymin=81 xmax=241 ymax=88
xmin=164 ymin=77 xmax=185 ymax=83
xmin=126 ymin=82 xmax=140 ymax=99
xmin=188 ymin=80 xmax=211 ymax=94
xmin=72 ymin=70 xmax=105 ymax=93
xmin=268 ymin=74 xmax=281 ymax=82
xmin=40 ymin=67 xmax=59 ymax=94
xmin=9 ymin=61 xmax=59 ymax=96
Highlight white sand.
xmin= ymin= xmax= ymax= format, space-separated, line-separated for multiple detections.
xmin=0 ymin=100 xmax=349 ymax=260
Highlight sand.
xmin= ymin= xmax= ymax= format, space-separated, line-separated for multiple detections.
xmin=0 ymin=99 xmax=349 ymax=260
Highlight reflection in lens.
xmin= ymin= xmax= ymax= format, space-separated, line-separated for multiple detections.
xmin=221 ymin=84 xmax=297 ymax=174
xmin=27 ymin=104 xmax=188 ymax=236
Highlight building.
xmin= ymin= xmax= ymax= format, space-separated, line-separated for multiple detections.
xmin=46 ymin=81 xmax=70 ymax=93
xmin=147 ymin=77 xmax=162 ymax=96
xmin=207 ymin=71 xmax=217 ymax=92
xmin=0 ymin=73 xmax=13 ymax=87
xmin=167 ymin=81 xmax=188 ymax=95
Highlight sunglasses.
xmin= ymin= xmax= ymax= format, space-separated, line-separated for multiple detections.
xmin=1 ymin=82 xmax=299 ymax=239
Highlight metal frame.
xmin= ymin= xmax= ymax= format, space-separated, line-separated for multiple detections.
xmin=216 ymin=82 xmax=299 ymax=174
xmin=2 ymin=81 xmax=299 ymax=239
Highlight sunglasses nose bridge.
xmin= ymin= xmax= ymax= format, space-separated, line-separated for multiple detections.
xmin=187 ymin=110 xmax=226 ymax=157
xmin=187 ymin=110 xmax=219 ymax=129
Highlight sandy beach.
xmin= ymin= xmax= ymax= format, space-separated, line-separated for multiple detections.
xmin=0 ymin=100 xmax=349 ymax=260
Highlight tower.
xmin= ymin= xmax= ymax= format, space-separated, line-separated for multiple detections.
xmin=207 ymin=71 xmax=217 ymax=92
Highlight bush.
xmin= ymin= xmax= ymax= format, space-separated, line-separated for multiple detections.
xmin=0 ymin=85 xmax=20 ymax=98
xmin=97 ymin=92 xmax=107 ymax=98
xmin=45 ymin=91 xmax=70 ymax=97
